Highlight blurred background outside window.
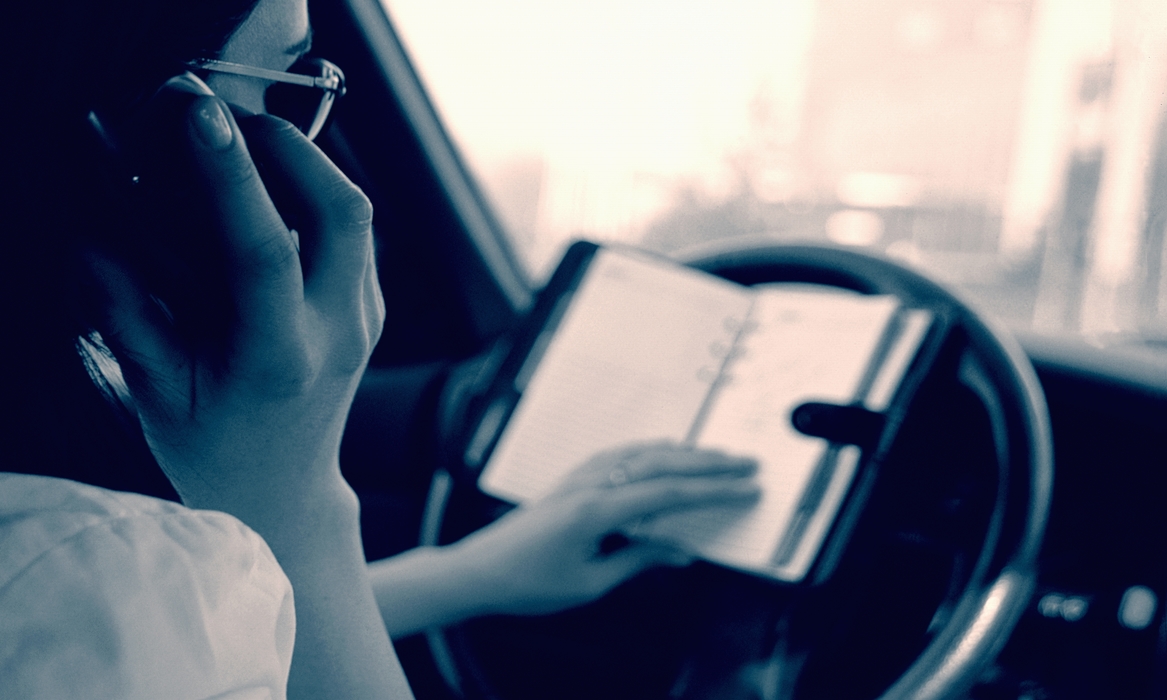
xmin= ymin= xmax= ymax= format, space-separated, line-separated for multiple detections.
xmin=382 ymin=0 xmax=1167 ymax=344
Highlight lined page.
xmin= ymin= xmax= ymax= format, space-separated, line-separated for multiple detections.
xmin=479 ymin=248 xmax=753 ymax=503
xmin=638 ymin=288 xmax=899 ymax=577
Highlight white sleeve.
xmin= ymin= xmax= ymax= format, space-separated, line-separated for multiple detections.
xmin=0 ymin=474 xmax=296 ymax=700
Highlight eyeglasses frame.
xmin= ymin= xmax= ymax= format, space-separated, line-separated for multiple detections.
xmin=184 ymin=57 xmax=346 ymax=140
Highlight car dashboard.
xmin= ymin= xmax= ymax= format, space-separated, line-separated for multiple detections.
xmin=974 ymin=335 xmax=1167 ymax=699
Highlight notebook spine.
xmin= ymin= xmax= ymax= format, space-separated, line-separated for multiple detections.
xmin=683 ymin=298 xmax=760 ymax=444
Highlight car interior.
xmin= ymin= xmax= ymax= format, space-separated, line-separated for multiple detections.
xmin=128 ymin=0 xmax=1167 ymax=698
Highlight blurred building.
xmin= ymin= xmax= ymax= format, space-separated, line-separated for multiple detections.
xmin=789 ymin=0 xmax=1037 ymax=325
xmin=797 ymin=0 xmax=1032 ymax=244
xmin=386 ymin=0 xmax=1167 ymax=337
xmin=791 ymin=0 xmax=1167 ymax=337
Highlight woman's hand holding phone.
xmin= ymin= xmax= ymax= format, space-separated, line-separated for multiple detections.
xmin=91 ymin=82 xmax=382 ymax=522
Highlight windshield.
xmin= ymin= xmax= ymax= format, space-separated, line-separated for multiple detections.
xmin=382 ymin=0 xmax=1167 ymax=343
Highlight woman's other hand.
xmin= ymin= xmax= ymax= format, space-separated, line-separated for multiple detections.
xmin=460 ymin=443 xmax=760 ymax=615
xmin=89 ymin=96 xmax=383 ymax=520
xmin=371 ymin=443 xmax=759 ymax=637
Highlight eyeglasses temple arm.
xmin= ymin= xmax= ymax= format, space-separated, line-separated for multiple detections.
xmin=186 ymin=59 xmax=341 ymax=92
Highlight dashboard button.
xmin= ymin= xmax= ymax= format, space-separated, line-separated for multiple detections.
xmin=1117 ymin=585 xmax=1157 ymax=630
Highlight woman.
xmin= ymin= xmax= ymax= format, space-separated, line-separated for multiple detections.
xmin=0 ymin=0 xmax=759 ymax=697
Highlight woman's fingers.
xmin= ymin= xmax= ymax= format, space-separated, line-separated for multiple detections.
xmin=183 ymin=97 xmax=303 ymax=347
xmin=557 ymin=442 xmax=757 ymax=494
xmin=568 ymin=470 xmax=761 ymax=538
xmin=239 ymin=115 xmax=374 ymax=315
xmin=613 ymin=445 xmax=757 ymax=483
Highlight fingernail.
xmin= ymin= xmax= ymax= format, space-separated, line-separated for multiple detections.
xmin=192 ymin=99 xmax=233 ymax=150
xmin=164 ymin=72 xmax=215 ymax=97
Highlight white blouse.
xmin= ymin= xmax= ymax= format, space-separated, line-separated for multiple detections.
xmin=0 ymin=473 xmax=295 ymax=699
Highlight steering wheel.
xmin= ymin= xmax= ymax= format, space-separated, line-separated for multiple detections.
xmin=421 ymin=242 xmax=1053 ymax=700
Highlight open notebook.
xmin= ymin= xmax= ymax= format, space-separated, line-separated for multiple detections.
xmin=466 ymin=243 xmax=937 ymax=582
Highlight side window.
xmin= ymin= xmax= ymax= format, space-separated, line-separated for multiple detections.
xmin=384 ymin=0 xmax=1167 ymax=341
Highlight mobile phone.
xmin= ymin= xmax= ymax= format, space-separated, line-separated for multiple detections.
xmin=85 ymin=72 xmax=236 ymax=348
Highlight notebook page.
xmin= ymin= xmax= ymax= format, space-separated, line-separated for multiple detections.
xmin=637 ymin=288 xmax=899 ymax=577
xmin=479 ymin=248 xmax=753 ymax=504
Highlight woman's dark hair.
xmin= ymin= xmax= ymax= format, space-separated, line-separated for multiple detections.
xmin=0 ymin=0 xmax=261 ymax=496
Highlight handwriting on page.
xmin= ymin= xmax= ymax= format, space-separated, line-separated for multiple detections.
xmin=479 ymin=249 xmax=754 ymax=504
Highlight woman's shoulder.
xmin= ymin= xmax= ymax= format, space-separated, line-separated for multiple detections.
xmin=0 ymin=473 xmax=296 ymax=700
xmin=0 ymin=473 xmax=277 ymax=590
xmin=1 ymin=471 xmax=199 ymax=542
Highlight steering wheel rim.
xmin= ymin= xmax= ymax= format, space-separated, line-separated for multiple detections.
xmin=423 ymin=242 xmax=1053 ymax=700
